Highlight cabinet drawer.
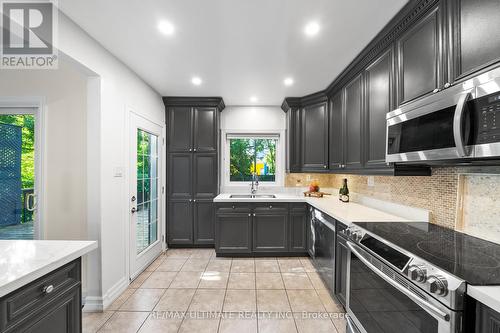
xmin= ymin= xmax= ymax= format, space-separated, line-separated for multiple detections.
xmin=216 ymin=203 xmax=251 ymax=214
xmin=254 ymin=203 xmax=288 ymax=214
xmin=1 ymin=259 xmax=81 ymax=330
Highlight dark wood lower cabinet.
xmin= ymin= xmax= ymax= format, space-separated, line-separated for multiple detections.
xmin=193 ymin=200 xmax=215 ymax=245
xmin=335 ymin=234 xmax=348 ymax=307
xmin=168 ymin=200 xmax=193 ymax=245
xmin=215 ymin=212 xmax=252 ymax=254
xmin=0 ymin=260 xmax=81 ymax=333
xmin=290 ymin=204 xmax=307 ymax=252
xmin=475 ymin=301 xmax=500 ymax=333
xmin=215 ymin=203 xmax=307 ymax=256
xmin=253 ymin=211 xmax=288 ymax=252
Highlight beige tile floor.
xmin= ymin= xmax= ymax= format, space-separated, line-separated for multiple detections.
xmin=83 ymin=249 xmax=347 ymax=333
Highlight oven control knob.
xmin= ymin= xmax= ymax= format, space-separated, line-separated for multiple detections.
xmin=408 ymin=264 xmax=427 ymax=282
xmin=427 ymin=275 xmax=448 ymax=296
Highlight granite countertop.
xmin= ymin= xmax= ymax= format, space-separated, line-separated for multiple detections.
xmin=0 ymin=240 xmax=97 ymax=297
xmin=214 ymin=193 xmax=411 ymax=225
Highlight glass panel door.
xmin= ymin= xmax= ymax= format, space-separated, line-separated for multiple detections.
xmin=136 ymin=129 xmax=159 ymax=254
xmin=0 ymin=110 xmax=38 ymax=240
xmin=129 ymin=113 xmax=163 ymax=278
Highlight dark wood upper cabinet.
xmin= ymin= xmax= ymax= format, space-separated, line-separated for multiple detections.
xmin=286 ymin=106 xmax=302 ymax=172
xmin=451 ymin=0 xmax=500 ymax=80
xmin=344 ymin=74 xmax=364 ymax=170
xmin=193 ymin=107 xmax=217 ymax=152
xmin=168 ymin=107 xmax=192 ymax=152
xmin=397 ymin=3 xmax=444 ymax=105
xmin=329 ymin=91 xmax=343 ymax=170
xmin=301 ymin=102 xmax=329 ymax=171
xmin=364 ymin=49 xmax=393 ymax=168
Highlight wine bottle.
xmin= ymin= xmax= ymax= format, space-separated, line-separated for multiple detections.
xmin=339 ymin=178 xmax=349 ymax=203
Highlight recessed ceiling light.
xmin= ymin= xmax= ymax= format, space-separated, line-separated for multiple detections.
xmin=304 ymin=21 xmax=320 ymax=37
xmin=158 ymin=20 xmax=175 ymax=35
xmin=250 ymin=96 xmax=258 ymax=103
xmin=191 ymin=76 xmax=202 ymax=86
xmin=284 ymin=77 xmax=294 ymax=86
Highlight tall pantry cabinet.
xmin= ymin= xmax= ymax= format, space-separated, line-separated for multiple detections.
xmin=163 ymin=97 xmax=225 ymax=246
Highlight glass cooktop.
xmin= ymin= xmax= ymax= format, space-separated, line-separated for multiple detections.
xmin=353 ymin=222 xmax=500 ymax=285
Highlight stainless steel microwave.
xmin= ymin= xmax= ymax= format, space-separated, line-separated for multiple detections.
xmin=386 ymin=67 xmax=500 ymax=163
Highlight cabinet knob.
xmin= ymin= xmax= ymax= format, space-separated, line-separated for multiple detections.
xmin=43 ymin=285 xmax=54 ymax=294
xmin=253 ymin=213 xmax=256 ymax=217
xmin=269 ymin=205 xmax=273 ymax=209
xmin=338 ymin=164 xmax=342 ymax=168
xmin=189 ymin=148 xmax=192 ymax=152
xmin=444 ymin=82 xmax=452 ymax=89
xmin=193 ymin=199 xmax=197 ymax=202
xmin=248 ymin=213 xmax=251 ymax=217
xmin=323 ymin=165 xmax=327 ymax=169
xmin=193 ymin=149 xmax=197 ymax=152
xmin=432 ymin=88 xmax=441 ymax=93
xmin=232 ymin=205 xmax=235 ymax=209
xmin=189 ymin=199 xmax=192 ymax=202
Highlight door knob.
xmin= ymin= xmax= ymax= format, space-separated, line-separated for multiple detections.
xmin=131 ymin=196 xmax=136 ymax=202
xmin=131 ymin=207 xmax=137 ymax=213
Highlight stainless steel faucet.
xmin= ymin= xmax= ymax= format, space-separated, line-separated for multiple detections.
xmin=250 ymin=173 xmax=259 ymax=194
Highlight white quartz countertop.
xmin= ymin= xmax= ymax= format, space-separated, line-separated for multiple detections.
xmin=468 ymin=286 xmax=500 ymax=312
xmin=0 ymin=240 xmax=97 ymax=297
xmin=214 ymin=193 xmax=411 ymax=224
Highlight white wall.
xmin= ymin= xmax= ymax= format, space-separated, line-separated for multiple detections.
xmin=0 ymin=61 xmax=88 ymax=241
xmin=54 ymin=13 xmax=165 ymax=309
xmin=221 ymin=106 xmax=285 ymax=131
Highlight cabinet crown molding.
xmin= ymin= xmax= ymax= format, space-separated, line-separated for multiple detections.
xmin=163 ymin=96 xmax=225 ymax=111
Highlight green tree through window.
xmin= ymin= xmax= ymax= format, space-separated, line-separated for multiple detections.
xmin=229 ymin=138 xmax=276 ymax=182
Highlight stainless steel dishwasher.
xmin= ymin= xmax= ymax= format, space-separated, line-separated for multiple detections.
xmin=311 ymin=208 xmax=336 ymax=294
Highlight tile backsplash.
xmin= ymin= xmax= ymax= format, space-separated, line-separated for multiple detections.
xmin=286 ymin=166 xmax=500 ymax=230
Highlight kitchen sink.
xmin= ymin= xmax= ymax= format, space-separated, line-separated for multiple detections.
xmin=229 ymin=194 xmax=276 ymax=199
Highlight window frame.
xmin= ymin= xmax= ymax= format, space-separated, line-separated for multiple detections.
xmin=221 ymin=130 xmax=285 ymax=189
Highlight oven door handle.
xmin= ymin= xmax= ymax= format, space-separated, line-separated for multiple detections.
xmin=453 ymin=91 xmax=472 ymax=157
xmin=347 ymin=241 xmax=450 ymax=322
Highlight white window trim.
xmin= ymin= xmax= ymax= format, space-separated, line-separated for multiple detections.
xmin=221 ymin=129 xmax=285 ymax=189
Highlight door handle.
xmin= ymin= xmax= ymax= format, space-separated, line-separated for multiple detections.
xmin=26 ymin=193 xmax=37 ymax=212
xmin=453 ymin=90 xmax=472 ymax=157
xmin=131 ymin=207 xmax=137 ymax=214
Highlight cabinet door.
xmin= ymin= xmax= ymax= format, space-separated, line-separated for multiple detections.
xmin=301 ymin=102 xmax=329 ymax=171
xmin=290 ymin=205 xmax=307 ymax=252
xmin=193 ymin=107 xmax=217 ymax=152
xmin=344 ymin=74 xmax=364 ymax=170
xmin=253 ymin=212 xmax=288 ymax=252
xmin=365 ymin=49 xmax=393 ymax=169
xmin=168 ymin=107 xmax=192 ymax=152
xmin=335 ymin=235 xmax=348 ymax=307
xmin=475 ymin=301 xmax=500 ymax=333
xmin=168 ymin=153 xmax=192 ymax=200
xmin=287 ymin=107 xmax=302 ymax=172
xmin=167 ymin=200 xmax=193 ymax=245
xmin=193 ymin=199 xmax=215 ymax=245
xmin=397 ymin=4 xmax=443 ymax=105
xmin=193 ymin=153 xmax=218 ymax=199
xmin=329 ymin=91 xmax=344 ymax=170
xmin=215 ymin=213 xmax=252 ymax=253
xmin=453 ymin=0 xmax=500 ymax=79
xmin=306 ymin=207 xmax=315 ymax=257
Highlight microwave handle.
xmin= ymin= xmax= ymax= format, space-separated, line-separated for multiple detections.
xmin=453 ymin=91 xmax=472 ymax=157
xmin=347 ymin=241 xmax=450 ymax=322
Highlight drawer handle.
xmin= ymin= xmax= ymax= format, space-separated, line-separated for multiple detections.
xmin=43 ymin=285 xmax=54 ymax=294
xmin=269 ymin=205 xmax=273 ymax=209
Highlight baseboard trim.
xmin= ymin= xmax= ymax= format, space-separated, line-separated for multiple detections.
xmin=101 ymin=276 xmax=129 ymax=310
xmin=82 ymin=296 xmax=104 ymax=312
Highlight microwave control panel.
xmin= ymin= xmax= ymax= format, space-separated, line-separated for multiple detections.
xmin=474 ymin=92 xmax=500 ymax=144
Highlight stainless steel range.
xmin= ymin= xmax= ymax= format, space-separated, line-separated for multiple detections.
xmin=342 ymin=222 xmax=500 ymax=333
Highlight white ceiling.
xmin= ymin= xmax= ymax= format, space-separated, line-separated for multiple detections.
xmin=59 ymin=0 xmax=408 ymax=105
